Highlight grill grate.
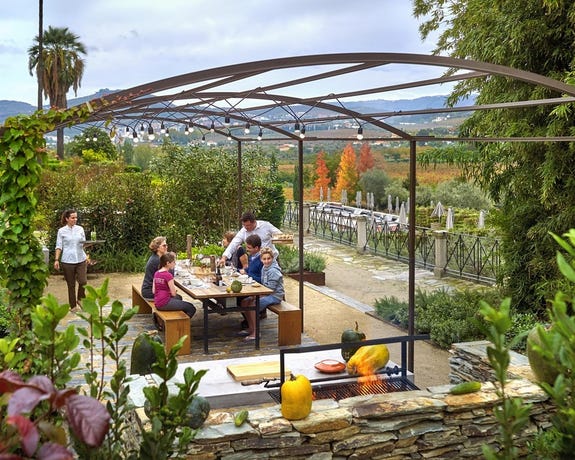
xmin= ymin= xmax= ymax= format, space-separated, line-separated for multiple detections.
xmin=268 ymin=377 xmax=419 ymax=403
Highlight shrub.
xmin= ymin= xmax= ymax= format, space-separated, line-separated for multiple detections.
xmin=276 ymin=245 xmax=327 ymax=273
xmin=374 ymin=286 xmax=505 ymax=349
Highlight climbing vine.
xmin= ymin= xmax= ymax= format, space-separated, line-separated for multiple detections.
xmin=0 ymin=105 xmax=95 ymax=333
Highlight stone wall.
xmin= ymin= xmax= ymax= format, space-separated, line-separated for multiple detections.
xmin=127 ymin=342 xmax=551 ymax=459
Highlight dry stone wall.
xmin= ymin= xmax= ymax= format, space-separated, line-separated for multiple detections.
xmin=126 ymin=342 xmax=551 ymax=458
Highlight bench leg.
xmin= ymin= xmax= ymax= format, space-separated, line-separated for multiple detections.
xmin=163 ymin=317 xmax=191 ymax=355
xmin=277 ymin=310 xmax=302 ymax=346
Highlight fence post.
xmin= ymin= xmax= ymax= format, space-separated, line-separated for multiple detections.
xmin=356 ymin=215 xmax=367 ymax=253
xmin=434 ymin=230 xmax=448 ymax=278
xmin=302 ymin=202 xmax=311 ymax=234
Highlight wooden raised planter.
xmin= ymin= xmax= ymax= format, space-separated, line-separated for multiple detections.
xmin=287 ymin=271 xmax=325 ymax=286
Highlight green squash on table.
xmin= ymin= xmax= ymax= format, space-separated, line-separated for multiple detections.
xmin=340 ymin=321 xmax=366 ymax=361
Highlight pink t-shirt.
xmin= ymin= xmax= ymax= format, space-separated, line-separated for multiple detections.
xmin=153 ymin=270 xmax=173 ymax=308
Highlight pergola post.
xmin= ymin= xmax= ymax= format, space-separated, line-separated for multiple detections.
xmin=408 ymin=140 xmax=417 ymax=372
xmin=237 ymin=140 xmax=243 ymax=223
xmin=298 ymin=139 xmax=305 ymax=332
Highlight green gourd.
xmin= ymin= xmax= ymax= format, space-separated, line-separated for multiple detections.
xmin=341 ymin=321 xmax=366 ymax=361
xmin=186 ymin=395 xmax=211 ymax=429
xmin=130 ymin=331 xmax=163 ymax=375
xmin=230 ymin=280 xmax=243 ymax=293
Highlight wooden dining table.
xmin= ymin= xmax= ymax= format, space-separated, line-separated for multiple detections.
xmin=174 ymin=273 xmax=273 ymax=354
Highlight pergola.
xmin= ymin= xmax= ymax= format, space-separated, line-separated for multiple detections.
xmin=57 ymin=52 xmax=575 ymax=372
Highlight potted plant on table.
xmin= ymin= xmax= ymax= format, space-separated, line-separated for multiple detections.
xmin=277 ymin=245 xmax=327 ymax=286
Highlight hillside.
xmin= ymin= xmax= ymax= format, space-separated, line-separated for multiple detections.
xmin=0 ymin=91 xmax=473 ymax=127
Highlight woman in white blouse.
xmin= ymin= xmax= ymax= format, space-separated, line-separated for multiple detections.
xmin=54 ymin=209 xmax=87 ymax=311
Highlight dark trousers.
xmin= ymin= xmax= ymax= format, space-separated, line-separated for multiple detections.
xmin=61 ymin=260 xmax=87 ymax=307
xmin=159 ymin=294 xmax=197 ymax=318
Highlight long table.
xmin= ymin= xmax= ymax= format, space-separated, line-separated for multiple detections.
xmin=174 ymin=275 xmax=273 ymax=354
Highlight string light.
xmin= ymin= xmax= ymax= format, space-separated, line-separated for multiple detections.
xmin=357 ymin=126 xmax=364 ymax=140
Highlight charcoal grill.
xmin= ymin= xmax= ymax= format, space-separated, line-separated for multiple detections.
xmin=269 ymin=375 xmax=419 ymax=403
xmin=269 ymin=334 xmax=428 ymax=403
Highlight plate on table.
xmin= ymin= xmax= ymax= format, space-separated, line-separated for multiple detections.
xmin=314 ymin=359 xmax=346 ymax=374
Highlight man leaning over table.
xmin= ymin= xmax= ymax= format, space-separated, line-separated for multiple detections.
xmin=219 ymin=211 xmax=280 ymax=265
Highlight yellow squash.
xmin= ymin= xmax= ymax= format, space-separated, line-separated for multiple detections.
xmin=280 ymin=374 xmax=312 ymax=420
xmin=346 ymin=344 xmax=390 ymax=376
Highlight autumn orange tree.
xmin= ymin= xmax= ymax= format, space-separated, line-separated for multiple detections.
xmin=334 ymin=143 xmax=359 ymax=197
xmin=357 ymin=142 xmax=375 ymax=173
xmin=312 ymin=150 xmax=331 ymax=199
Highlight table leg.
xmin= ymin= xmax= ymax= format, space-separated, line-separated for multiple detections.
xmin=203 ymin=300 xmax=209 ymax=354
xmin=255 ymin=296 xmax=260 ymax=350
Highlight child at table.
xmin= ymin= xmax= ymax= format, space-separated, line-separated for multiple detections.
xmin=240 ymin=246 xmax=284 ymax=341
xmin=153 ymin=252 xmax=196 ymax=318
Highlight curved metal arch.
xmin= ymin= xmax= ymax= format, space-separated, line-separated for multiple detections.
xmin=72 ymin=52 xmax=575 ymax=144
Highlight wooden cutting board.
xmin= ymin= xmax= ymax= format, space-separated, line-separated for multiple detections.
xmin=227 ymin=361 xmax=291 ymax=382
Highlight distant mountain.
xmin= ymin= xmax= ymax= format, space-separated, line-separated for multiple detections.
xmin=0 ymin=89 xmax=120 ymax=125
xmin=0 ymin=90 xmax=474 ymax=126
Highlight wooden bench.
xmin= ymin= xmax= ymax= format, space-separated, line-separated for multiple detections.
xmin=268 ymin=301 xmax=302 ymax=346
xmin=132 ymin=285 xmax=191 ymax=356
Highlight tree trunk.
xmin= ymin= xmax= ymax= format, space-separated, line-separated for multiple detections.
xmin=56 ymin=127 xmax=64 ymax=159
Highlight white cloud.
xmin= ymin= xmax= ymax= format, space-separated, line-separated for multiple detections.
xmin=0 ymin=0 xmax=446 ymax=104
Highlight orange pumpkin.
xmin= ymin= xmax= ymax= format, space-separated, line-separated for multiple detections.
xmin=280 ymin=374 xmax=312 ymax=420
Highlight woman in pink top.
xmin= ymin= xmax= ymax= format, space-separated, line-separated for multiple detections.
xmin=153 ymin=252 xmax=196 ymax=318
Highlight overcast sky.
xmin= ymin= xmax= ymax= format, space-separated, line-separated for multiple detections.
xmin=0 ymin=0 xmax=446 ymax=105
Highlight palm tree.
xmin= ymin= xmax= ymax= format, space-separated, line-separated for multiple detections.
xmin=28 ymin=26 xmax=87 ymax=159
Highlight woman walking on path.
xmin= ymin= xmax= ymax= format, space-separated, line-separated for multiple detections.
xmin=54 ymin=209 xmax=87 ymax=311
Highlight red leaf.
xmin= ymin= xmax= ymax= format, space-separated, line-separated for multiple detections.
xmin=37 ymin=443 xmax=74 ymax=460
xmin=7 ymin=387 xmax=48 ymax=416
xmin=6 ymin=414 xmax=39 ymax=457
xmin=65 ymin=395 xmax=110 ymax=447
xmin=26 ymin=376 xmax=55 ymax=395
xmin=0 ymin=370 xmax=25 ymax=393
xmin=52 ymin=389 xmax=77 ymax=411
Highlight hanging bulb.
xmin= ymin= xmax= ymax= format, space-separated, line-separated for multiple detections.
xmin=227 ymin=131 xmax=232 ymax=141
xmin=132 ymin=130 xmax=139 ymax=143
xmin=294 ymin=122 xmax=300 ymax=134
xmin=160 ymin=122 xmax=166 ymax=134
xmin=224 ymin=116 xmax=230 ymax=126
xmin=164 ymin=128 xmax=169 ymax=137
xmin=92 ymin=136 xmax=98 ymax=142
xmin=147 ymin=125 xmax=155 ymax=141
xmin=140 ymin=123 xmax=145 ymax=133
xmin=85 ymin=137 xmax=90 ymax=142
xmin=357 ymin=126 xmax=364 ymax=140
xmin=244 ymin=122 xmax=250 ymax=134
xmin=299 ymin=126 xmax=306 ymax=139
xmin=188 ymin=121 xmax=194 ymax=133
xmin=201 ymin=134 xmax=206 ymax=143
xmin=257 ymin=128 xmax=263 ymax=141
xmin=210 ymin=121 xmax=215 ymax=133
xmin=184 ymin=125 xmax=189 ymax=135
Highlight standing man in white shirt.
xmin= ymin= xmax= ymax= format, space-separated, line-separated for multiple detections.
xmin=219 ymin=212 xmax=280 ymax=266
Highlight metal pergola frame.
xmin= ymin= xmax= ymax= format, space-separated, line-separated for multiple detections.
xmin=52 ymin=52 xmax=575 ymax=372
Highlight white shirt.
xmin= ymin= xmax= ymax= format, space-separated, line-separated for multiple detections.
xmin=56 ymin=225 xmax=87 ymax=264
xmin=222 ymin=220 xmax=280 ymax=260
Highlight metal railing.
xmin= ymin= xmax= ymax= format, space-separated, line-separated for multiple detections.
xmin=283 ymin=201 xmax=501 ymax=284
